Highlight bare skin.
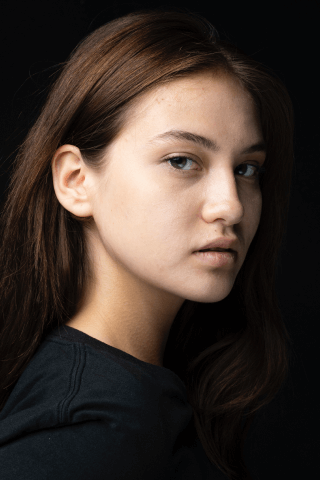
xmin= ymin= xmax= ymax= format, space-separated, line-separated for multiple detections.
xmin=51 ymin=72 xmax=266 ymax=367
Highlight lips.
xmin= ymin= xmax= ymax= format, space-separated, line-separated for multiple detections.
xmin=198 ymin=248 xmax=232 ymax=252
xmin=195 ymin=237 xmax=238 ymax=253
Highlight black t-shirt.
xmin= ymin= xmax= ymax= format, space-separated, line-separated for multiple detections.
xmin=0 ymin=325 xmax=227 ymax=479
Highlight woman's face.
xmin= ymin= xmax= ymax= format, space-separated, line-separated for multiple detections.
xmin=60 ymin=72 xmax=266 ymax=308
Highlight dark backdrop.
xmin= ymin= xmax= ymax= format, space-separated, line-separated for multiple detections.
xmin=0 ymin=1 xmax=318 ymax=479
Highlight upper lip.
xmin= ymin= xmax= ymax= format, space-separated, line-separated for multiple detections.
xmin=195 ymin=237 xmax=238 ymax=252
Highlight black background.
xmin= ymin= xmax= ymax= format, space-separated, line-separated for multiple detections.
xmin=0 ymin=1 xmax=318 ymax=479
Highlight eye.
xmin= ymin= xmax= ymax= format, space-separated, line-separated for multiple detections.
xmin=165 ymin=156 xmax=265 ymax=180
xmin=236 ymin=163 xmax=266 ymax=180
xmin=166 ymin=156 xmax=198 ymax=172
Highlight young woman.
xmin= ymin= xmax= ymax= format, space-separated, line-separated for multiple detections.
xmin=0 ymin=7 xmax=294 ymax=480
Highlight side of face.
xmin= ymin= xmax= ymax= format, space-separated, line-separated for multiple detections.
xmin=52 ymin=72 xmax=266 ymax=305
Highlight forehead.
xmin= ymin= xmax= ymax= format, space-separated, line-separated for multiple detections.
xmin=118 ymin=71 xmax=261 ymax=145
xmin=131 ymin=71 xmax=253 ymax=113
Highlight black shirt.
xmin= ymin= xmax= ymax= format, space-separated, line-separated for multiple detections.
xmin=0 ymin=325 xmax=227 ymax=479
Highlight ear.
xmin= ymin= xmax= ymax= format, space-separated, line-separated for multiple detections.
xmin=51 ymin=144 xmax=94 ymax=218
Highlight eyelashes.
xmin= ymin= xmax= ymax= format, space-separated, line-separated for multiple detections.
xmin=165 ymin=155 xmax=266 ymax=180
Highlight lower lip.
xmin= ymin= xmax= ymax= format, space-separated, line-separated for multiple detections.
xmin=193 ymin=250 xmax=236 ymax=267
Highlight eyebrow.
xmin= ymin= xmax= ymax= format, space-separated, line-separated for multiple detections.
xmin=147 ymin=129 xmax=267 ymax=155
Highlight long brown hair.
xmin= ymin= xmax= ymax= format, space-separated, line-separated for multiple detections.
xmin=0 ymin=7 xmax=295 ymax=480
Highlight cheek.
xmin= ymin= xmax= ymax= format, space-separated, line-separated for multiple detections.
xmin=96 ymin=171 xmax=185 ymax=256
xmin=252 ymin=188 xmax=262 ymax=221
xmin=242 ymin=188 xmax=262 ymax=237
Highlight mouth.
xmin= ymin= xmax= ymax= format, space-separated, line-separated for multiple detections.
xmin=193 ymin=248 xmax=236 ymax=266
xmin=197 ymin=248 xmax=234 ymax=253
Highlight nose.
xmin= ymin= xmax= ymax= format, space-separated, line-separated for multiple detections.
xmin=198 ymin=168 xmax=245 ymax=226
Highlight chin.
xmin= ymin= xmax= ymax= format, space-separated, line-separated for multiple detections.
xmin=183 ymin=282 xmax=235 ymax=304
